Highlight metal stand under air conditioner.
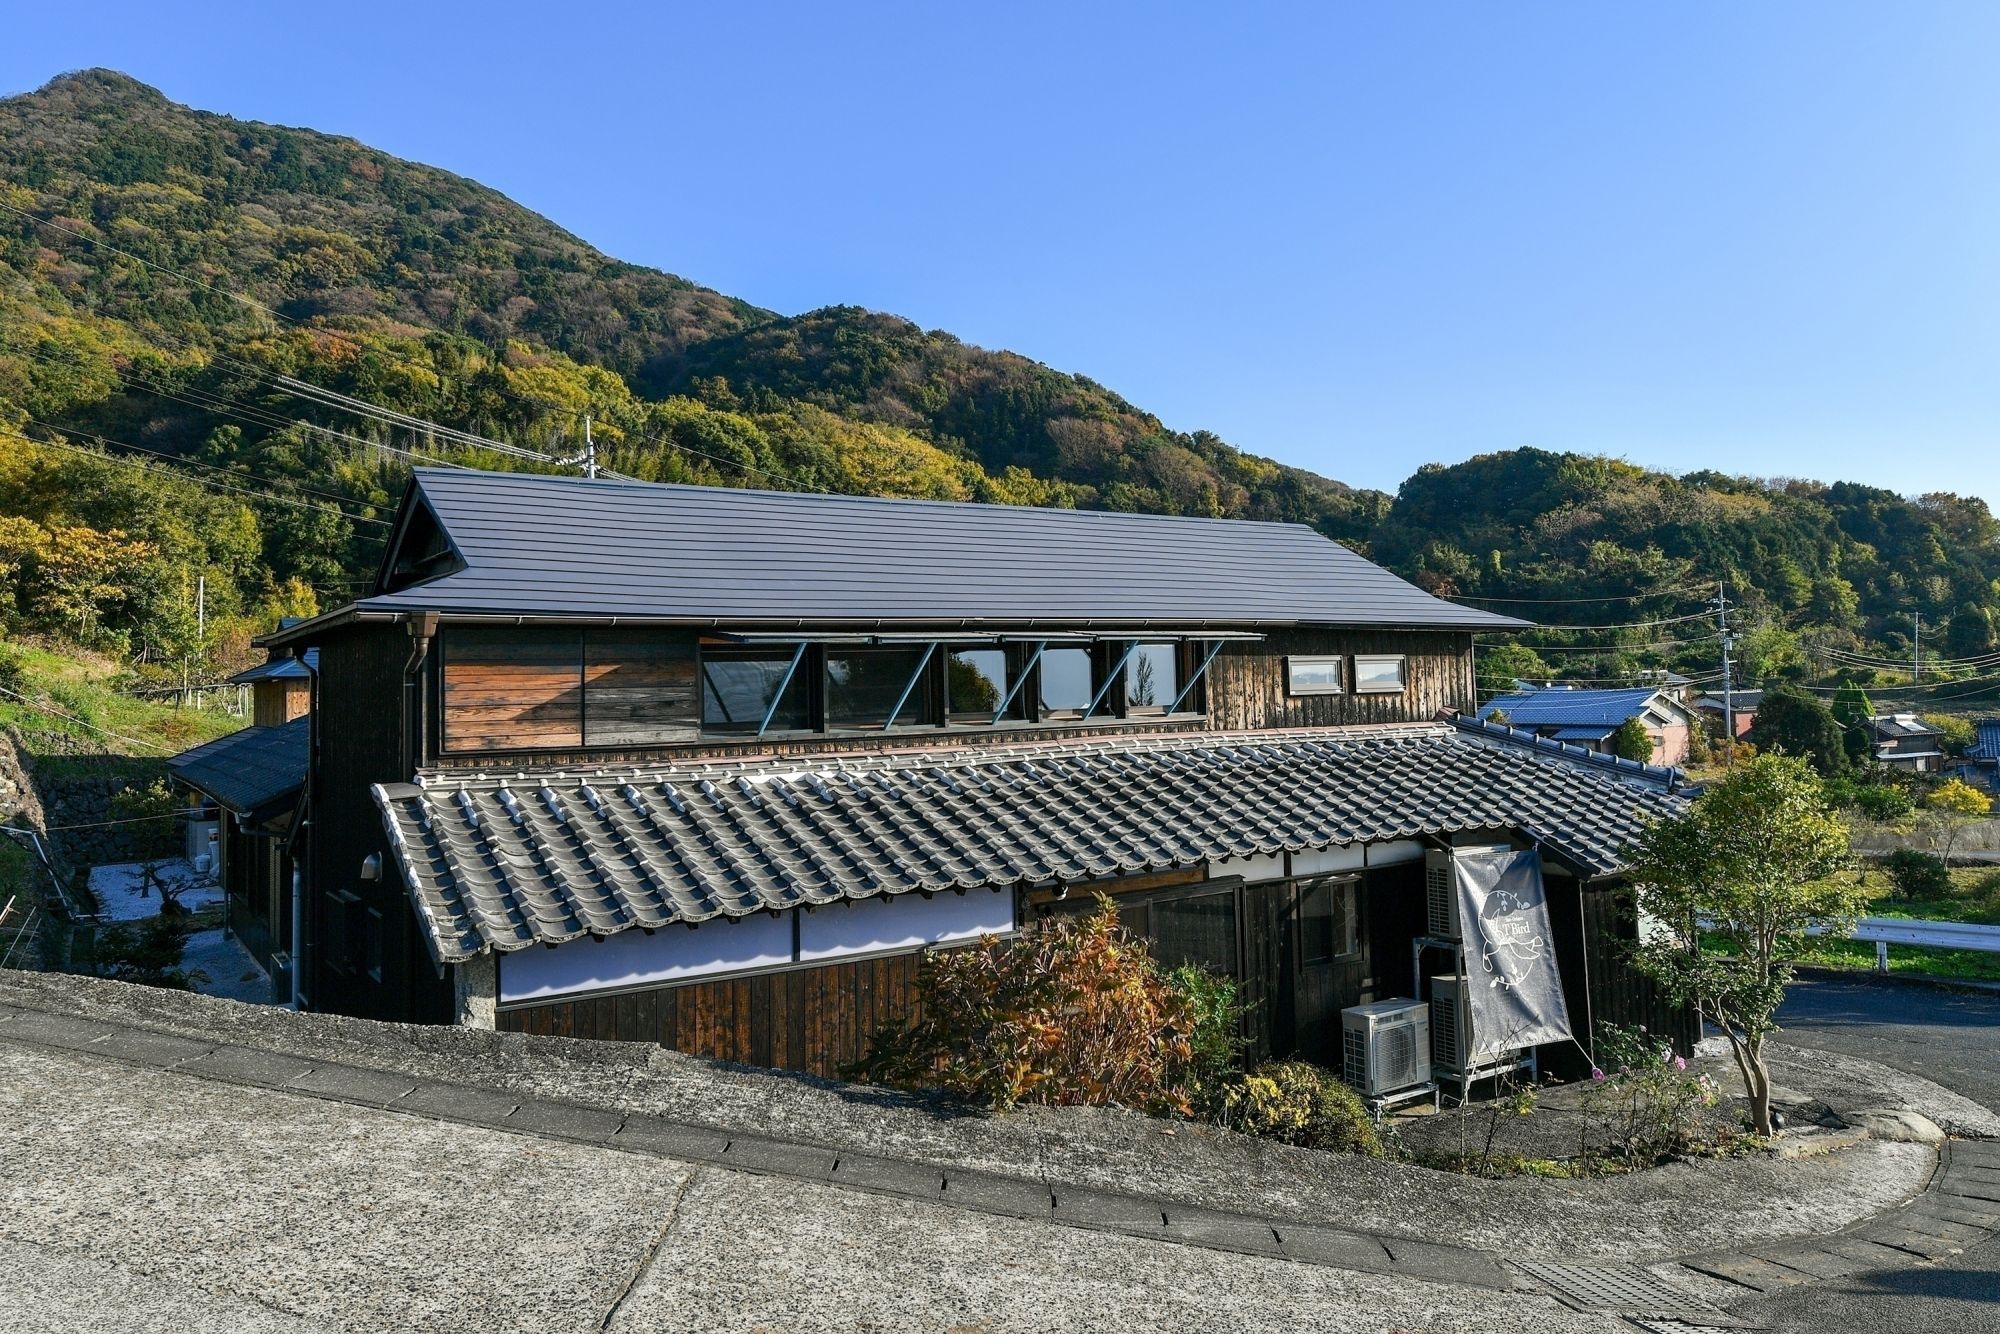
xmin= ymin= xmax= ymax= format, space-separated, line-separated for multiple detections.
xmin=1362 ymin=1079 xmax=1440 ymax=1123
xmin=1413 ymin=935 xmax=1538 ymax=1105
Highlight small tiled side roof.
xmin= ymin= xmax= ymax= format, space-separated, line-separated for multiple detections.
xmin=375 ymin=723 xmax=1686 ymax=965
xmin=168 ymin=717 xmax=309 ymax=817
xmin=1968 ymin=719 xmax=2000 ymax=761
xmin=346 ymin=469 xmax=1528 ymax=631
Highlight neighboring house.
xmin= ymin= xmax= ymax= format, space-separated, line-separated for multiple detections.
xmin=1952 ymin=718 xmax=2000 ymax=792
xmin=167 ymin=683 xmax=310 ymax=999
xmin=1865 ymin=713 xmax=1946 ymax=773
xmin=194 ymin=469 xmax=1695 ymax=1077
xmin=1477 ymin=686 xmax=1699 ymax=768
xmin=1693 ymin=689 xmax=1761 ymax=740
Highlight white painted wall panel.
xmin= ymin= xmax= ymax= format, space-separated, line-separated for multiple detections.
xmin=1210 ymin=853 xmax=1286 ymax=883
xmin=498 ymin=912 xmax=794 ymax=1002
xmin=1290 ymin=845 xmax=1364 ymax=876
xmin=798 ymin=887 xmax=1014 ymax=962
xmin=1366 ymin=840 xmax=1426 ymax=867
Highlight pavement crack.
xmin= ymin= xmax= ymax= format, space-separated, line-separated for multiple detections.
xmin=598 ymin=1166 xmax=699 ymax=1332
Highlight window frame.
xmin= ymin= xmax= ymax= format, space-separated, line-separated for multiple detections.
xmin=698 ymin=645 xmax=815 ymax=736
xmin=1285 ymin=654 xmax=1346 ymax=697
xmin=1297 ymin=873 xmax=1362 ymax=964
xmin=1351 ymin=654 xmax=1409 ymax=695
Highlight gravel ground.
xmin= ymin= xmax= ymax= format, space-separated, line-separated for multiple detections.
xmin=0 ymin=969 xmax=1939 ymax=1262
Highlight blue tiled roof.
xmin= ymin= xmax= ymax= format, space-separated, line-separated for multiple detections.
xmin=228 ymin=648 xmax=318 ymax=684
xmin=1478 ymin=687 xmax=1665 ymax=729
xmin=1967 ymin=719 xmax=2000 ymax=762
xmin=1548 ymin=725 xmax=1616 ymax=742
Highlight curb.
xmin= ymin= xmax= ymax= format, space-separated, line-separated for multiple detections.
xmin=5 ymin=992 xmax=1988 ymax=1312
xmin=1791 ymin=964 xmax=2000 ymax=998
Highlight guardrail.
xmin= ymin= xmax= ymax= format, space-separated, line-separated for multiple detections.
xmin=1811 ymin=916 xmax=2000 ymax=972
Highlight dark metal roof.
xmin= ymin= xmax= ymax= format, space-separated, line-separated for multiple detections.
xmin=342 ymin=469 xmax=1528 ymax=631
xmin=227 ymin=648 xmax=317 ymax=684
xmin=1868 ymin=714 xmax=1943 ymax=739
xmin=374 ymin=720 xmax=1684 ymax=965
xmin=167 ymin=718 xmax=309 ymax=817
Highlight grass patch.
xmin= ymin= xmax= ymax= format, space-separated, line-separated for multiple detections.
xmin=1790 ymin=935 xmax=2000 ymax=983
xmin=1828 ymin=862 xmax=2000 ymax=926
xmin=0 ymin=639 xmax=242 ymax=759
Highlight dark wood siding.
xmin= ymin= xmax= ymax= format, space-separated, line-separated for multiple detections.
xmin=308 ymin=622 xmax=451 ymax=1025
xmin=441 ymin=626 xmax=584 ymax=752
xmin=440 ymin=626 xmax=699 ymax=753
xmin=583 ymin=629 xmax=699 ymax=747
xmin=497 ymin=951 xmax=923 ymax=1078
xmin=1544 ymin=875 xmax=1697 ymax=1077
xmin=1207 ymin=629 xmax=1473 ymax=730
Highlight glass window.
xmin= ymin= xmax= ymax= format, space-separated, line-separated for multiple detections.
xmin=1299 ymin=876 xmax=1359 ymax=963
xmin=700 ymin=649 xmax=809 ymax=733
xmin=947 ymin=648 xmax=1011 ymax=721
xmin=827 ymin=646 xmax=938 ymax=729
xmin=1038 ymin=646 xmax=1096 ymax=719
xmin=1353 ymin=655 xmax=1408 ymax=694
xmin=1286 ymin=655 xmax=1344 ymax=696
xmin=1123 ymin=643 xmax=1180 ymax=715
xmin=1151 ymin=889 xmax=1238 ymax=976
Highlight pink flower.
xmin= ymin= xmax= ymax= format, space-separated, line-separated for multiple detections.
xmin=1672 ymin=1054 xmax=1687 ymax=1072
xmin=1590 ymin=1066 xmax=1607 ymax=1082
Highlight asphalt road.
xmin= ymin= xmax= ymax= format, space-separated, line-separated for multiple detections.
xmin=1734 ymin=976 xmax=2000 ymax=1334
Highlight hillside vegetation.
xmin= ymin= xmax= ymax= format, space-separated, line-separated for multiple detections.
xmin=0 ymin=69 xmax=1994 ymax=721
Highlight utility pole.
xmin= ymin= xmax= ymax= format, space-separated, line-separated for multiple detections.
xmin=554 ymin=413 xmax=600 ymax=479
xmin=1712 ymin=580 xmax=1737 ymax=766
xmin=1912 ymin=611 xmax=1922 ymax=684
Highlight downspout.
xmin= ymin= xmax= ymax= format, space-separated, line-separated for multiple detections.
xmin=288 ymin=863 xmax=303 ymax=1010
xmin=401 ymin=613 xmax=439 ymax=776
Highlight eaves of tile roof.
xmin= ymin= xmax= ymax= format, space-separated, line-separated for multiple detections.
xmin=374 ymin=720 xmax=1689 ymax=967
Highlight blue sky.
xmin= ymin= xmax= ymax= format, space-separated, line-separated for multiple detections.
xmin=7 ymin=2 xmax=1999 ymax=506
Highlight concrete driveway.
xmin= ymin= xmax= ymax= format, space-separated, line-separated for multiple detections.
xmin=1729 ymin=977 xmax=2000 ymax=1334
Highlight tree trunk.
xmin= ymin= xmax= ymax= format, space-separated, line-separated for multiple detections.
xmin=1746 ymin=1043 xmax=1773 ymax=1137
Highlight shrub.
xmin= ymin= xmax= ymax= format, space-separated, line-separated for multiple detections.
xmin=1850 ymin=784 xmax=1916 ymax=822
xmin=93 ymin=914 xmax=200 ymax=990
xmin=1215 ymin=1060 xmax=1382 ymax=1155
xmin=1583 ymin=1023 xmax=1725 ymax=1164
xmin=0 ymin=642 xmax=29 ymax=696
xmin=1885 ymin=849 xmax=1952 ymax=900
xmin=1163 ymin=963 xmax=1246 ymax=1110
xmin=847 ymin=898 xmax=1200 ymax=1114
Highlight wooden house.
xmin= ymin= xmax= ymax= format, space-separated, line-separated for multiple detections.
xmin=1866 ymin=713 xmax=1946 ymax=773
xmin=233 ymin=469 xmax=1693 ymax=1077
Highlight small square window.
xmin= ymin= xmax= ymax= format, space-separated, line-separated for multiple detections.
xmin=1286 ymin=655 xmax=1344 ymax=696
xmin=1299 ymin=876 xmax=1360 ymax=963
xmin=1353 ymin=655 xmax=1407 ymax=694
xmin=1123 ymin=643 xmax=1180 ymax=716
xmin=1038 ymin=647 xmax=1096 ymax=719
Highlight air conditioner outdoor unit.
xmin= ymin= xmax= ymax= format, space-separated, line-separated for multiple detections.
xmin=1341 ymin=999 xmax=1431 ymax=1097
xmin=1425 ymin=849 xmax=1460 ymax=938
xmin=1430 ymin=973 xmax=1472 ymax=1076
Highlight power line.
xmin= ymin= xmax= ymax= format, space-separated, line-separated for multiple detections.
xmin=0 ymin=682 xmax=168 ymax=757
xmin=3 ymin=423 xmax=394 ymax=529
xmin=1455 ymin=581 xmax=1713 ymax=606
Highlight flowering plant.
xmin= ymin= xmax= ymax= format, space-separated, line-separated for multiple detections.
xmin=1583 ymin=1022 xmax=1726 ymax=1165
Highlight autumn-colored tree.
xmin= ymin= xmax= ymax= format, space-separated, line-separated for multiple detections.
xmin=1922 ymin=778 xmax=1994 ymax=863
xmin=847 ymin=899 xmax=1201 ymax=1114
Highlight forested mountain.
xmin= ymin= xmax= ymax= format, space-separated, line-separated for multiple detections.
xmin=0 ymin=69 xmax=1994 ymax=710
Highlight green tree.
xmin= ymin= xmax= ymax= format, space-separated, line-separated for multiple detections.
xmin=1609 ymin=716 xmax=1655 ymax=763
xmin=1747 ymin=686 xmax=1848 ymax=776
xmin=1625 ymin=755 xmax=1858 ymax=1136
xmin=1831 ymin=683 xmax=1875 ymax=767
